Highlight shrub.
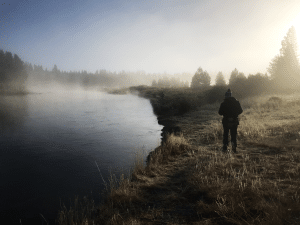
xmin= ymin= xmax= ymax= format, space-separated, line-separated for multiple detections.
xmin=150 ymin=98 xmax=172 ymax=115
xmin=261 ymin=96 xmax=283 ymax=109
xmin=177 ymin=99 xmax=192 ymax=115
xmin=267 ymin=96 xmax=283 ymax=104
xmin=203 ymin=86 xmax=228 ymax=104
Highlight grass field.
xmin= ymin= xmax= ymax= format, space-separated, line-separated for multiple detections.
xmin=58 ymin=87 xmax=300 ymax=225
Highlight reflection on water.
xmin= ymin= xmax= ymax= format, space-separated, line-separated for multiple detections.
xmin=0 ymin=91 xmax=162 ymax=222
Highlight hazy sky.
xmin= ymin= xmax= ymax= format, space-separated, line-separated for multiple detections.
xmin=1 ymin=0 xmax=300 ymax=78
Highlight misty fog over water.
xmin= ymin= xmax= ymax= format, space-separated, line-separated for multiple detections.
xmin=0 ymin=90 xmax=162 ymax=221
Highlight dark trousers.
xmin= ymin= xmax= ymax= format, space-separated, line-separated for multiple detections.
xmin=223 ymin=124 xmax=238 ymax=146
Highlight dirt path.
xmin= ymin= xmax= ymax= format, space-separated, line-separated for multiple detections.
xmin=129 ymin=108 xmax=230 ymax=224
xmin=133 ymin=151 xmax=203 ymax=224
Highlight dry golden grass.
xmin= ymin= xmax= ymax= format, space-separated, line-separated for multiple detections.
xmin=58 ymin=91 xmax=300 ymax=225
xmin=190 ymin=147 xmax=300 ymax=224
xmin=194 ymin=93 xmax=300 ymax=148
xmin=94 ymin=132 xmax=300 ymax=224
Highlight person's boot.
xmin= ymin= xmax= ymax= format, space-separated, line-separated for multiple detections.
xmin=231 ymin=142 xmax=237 ymax=153
xmin=222 ymin=145 xmax=228 ymax=152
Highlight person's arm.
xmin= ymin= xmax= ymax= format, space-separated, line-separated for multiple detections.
xmin=218 ymin=103 xmax=224 ymax=115
xmin=237 ymin=102 xmax=243 ymax=115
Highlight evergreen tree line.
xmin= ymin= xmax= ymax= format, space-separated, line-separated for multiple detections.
xmin=151 ymin=76 xmax=189 ymax=88
xmin=25 ymin=63 xmax=192 ymax=90
xmin=189 ymin=26 xmax=300 ymax=101
xmin=0 ymin=49 xmax=28 ymax=94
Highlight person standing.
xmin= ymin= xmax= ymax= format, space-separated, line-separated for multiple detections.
xmin=218 ymin=89 xmax=243 ymax=153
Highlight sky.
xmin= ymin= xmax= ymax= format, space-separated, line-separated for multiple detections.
xmin=1 ymin=0 xmax=300 ymax=81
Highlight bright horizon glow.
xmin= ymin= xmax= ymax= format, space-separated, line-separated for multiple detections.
xmin=1 ymin=0 xmax=300 ymax=82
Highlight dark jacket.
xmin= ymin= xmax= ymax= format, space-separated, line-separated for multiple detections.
xmin=218 ymin=97 xmax=243 ymax=125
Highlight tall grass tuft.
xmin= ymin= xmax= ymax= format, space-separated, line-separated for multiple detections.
xmin=148 ymin=133 xmax=190 ymax=164
xmin=97 ymin=134 xmax=191 ymax=224
xmin=96 ymin=147 xmax=152 ymax=225
xmin=57 ymin=196 xmax=98 ymax=225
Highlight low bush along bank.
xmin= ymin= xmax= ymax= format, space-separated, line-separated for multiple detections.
xmin=58 ymin=90 xmax=300 ymax=225
xmin=129 ymin=86 xmax=203 ymax=116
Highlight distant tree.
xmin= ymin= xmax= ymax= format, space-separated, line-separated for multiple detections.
xmin=247 ymin=73 xmax=271 ymax=95
xmin=237 ymin=72 xmax=246 ymax=79
xmin=0 ymin=49 xmax=4 ymax=61
xmin=191 ymin=67 xmax=211 ymax=89
xmin=169 ymin=77 xmax=176 ymax=87
xmin=25 ymin=63 xmax=33 ymax=72
xmin=0 ymin=49 xmax=5 ymax=83
xmin=52 ymin=64 xmax=59 ymax=73
xmin=12 ymin=54 xmax=27 ymax=92
xmin=184 ymin=81 xmax=189 ymax=87
xmin=4 ymin=51 xmax=13 ymax=72
xmin=268 ymin=26 xmax=300 ymax=88
xmin=228 ymin=69 xmax=249 ymax=98
xmin=1 ymin=52 xmax=12 ymax=83
xmin=157 ymin=77 xmax=172 ymax=87
xmin=0 ymin=50 xmax=28 ymax=94
xmin=229 ymin=68 xmax=239 ymax=86
xmin=13 ymin=54 xmax=23 ymax=71
xmin=152 ymin=79 xmax=157 ymax=87
xmin=157 ymin=78 xmax=163 ymax=87
xmin=34 ymin=64 xmax=44 ymax=72
xmin=215 ymin=71 xmax=226 ymax=86
xmin=233 ymin=72 xmax=247 ymax=92
xmin=99 ymin=69 xmax=107 ymax=76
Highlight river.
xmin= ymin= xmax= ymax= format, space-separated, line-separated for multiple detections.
xmin=0 ymin=89 xmax=162 ymax=223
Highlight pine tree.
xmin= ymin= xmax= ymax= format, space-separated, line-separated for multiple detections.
xmin=268 ymin=26 xmax=300 ymax=88
xmin=0 ymin=50 xmax=5 ymax=83
xmin=52 ymin=64 xmax=59 ymax=73
xmin=229 ymin=68 xmax=239 ymax=85
xmin=215 ymin=71 xmax=226 ymax=86
xmin=0 ymin=50 xmax=28 ymax=93
xmin=191 ymin=67 xmax=211 ymax=89
xmin=152 ymin=79 xmax=157 ymax=87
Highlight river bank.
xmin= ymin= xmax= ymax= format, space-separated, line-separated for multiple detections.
xmin=58 ymin=86 xmax=300 ymax=224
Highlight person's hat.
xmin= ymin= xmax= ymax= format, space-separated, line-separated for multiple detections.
xmin=225 ymin=89 xmax=232 ymax=98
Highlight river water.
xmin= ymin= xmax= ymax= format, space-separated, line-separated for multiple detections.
xmin=0 ymin=90 xmax=162 ymax=222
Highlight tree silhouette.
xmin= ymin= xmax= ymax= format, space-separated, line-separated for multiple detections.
xmin=247 ymin=73 xmax=270 ymax=95
xmin=229 ymin=68 xmax=239 ymax=86
xmin=0 ymin=50 xmax=5 ymax=83
xmin=52 ymin=64 xmax=60 ymax=75
xmin=191 ymin=67 xmax=211 ymax=89
xmin=215 ymin=71 xmax=226 ymax=86
xmin=268 ymin=26 xmax=300 ymax=89
xmin=152 ymin=79 xmax=157 ymax=87
xmin=0 ymin=50 xmax=28 ymax=94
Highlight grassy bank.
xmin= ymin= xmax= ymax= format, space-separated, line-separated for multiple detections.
xmin=58 ymin=86 xmax=300 ymax=224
